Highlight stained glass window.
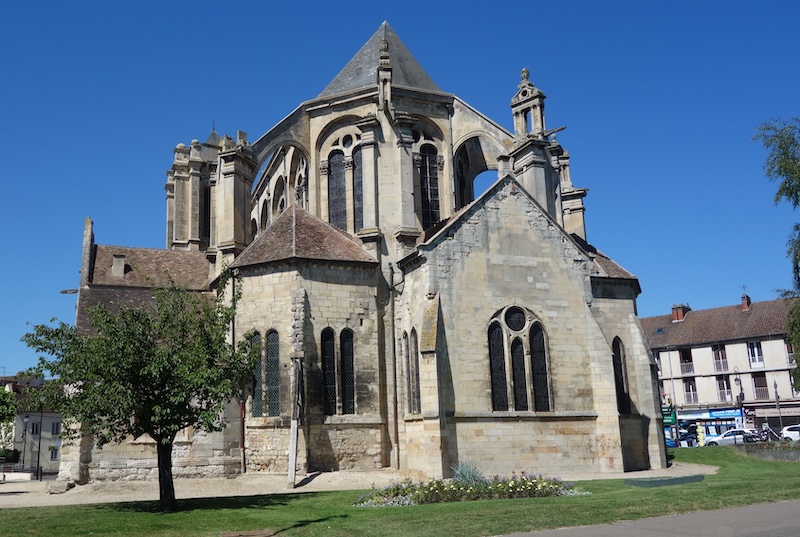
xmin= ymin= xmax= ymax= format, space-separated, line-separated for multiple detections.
xmin=420 ymin=145 xmax=440 ymax=229
xmin=531 ymin=324 xmax=550 ymax=411
xmin=410 ymin=329 xmax=421 ymax=414
xmin=511 ymin=338 xmax=528 ymax=411
xmin=353 ymin=147 xmax=363 ymax=232
xmin=251 ymin=332 xmax=263 ymax=417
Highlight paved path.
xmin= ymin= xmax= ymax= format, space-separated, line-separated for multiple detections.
xmin=500 ymin=499 xmax=800 ymax=537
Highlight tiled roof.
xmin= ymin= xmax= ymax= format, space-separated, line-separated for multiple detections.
xmin=641 ymin=298 xmax=792 ymax=349
xmin=76 ymin=287 xmax=159 ymax=335
xmin=91 ymin=245 xmax=208 ymax=289
xmin=317 ymin=21 xmax=442 ymax=98
xmin=230 ymin=205 xmax=378 ymax=269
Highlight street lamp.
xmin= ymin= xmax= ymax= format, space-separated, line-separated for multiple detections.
xmin=22 ymin=415 xmax=29 ymax=470
xmin=733 ymin=367 xmax=745 ymax=427
xmin=774 ymin=380 xmax=784 ymax=430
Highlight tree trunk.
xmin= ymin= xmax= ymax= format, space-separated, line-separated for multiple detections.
xmin=156 ymin=439 xmax=177 ymax=512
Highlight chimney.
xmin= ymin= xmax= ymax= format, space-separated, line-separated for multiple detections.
xmin=742 ymin=294 xmax=751 ymax=312
xmin=671 ymin=304 xmax=691 ymax=322
xmin=112 ymin=254 xmax=126 ymax=278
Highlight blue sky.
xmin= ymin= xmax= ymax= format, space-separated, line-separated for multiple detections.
xmin=2 ymin=2 xmax=798 ymax=375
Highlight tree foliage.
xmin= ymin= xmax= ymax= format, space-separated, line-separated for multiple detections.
xmin=0 ymin=389 xmax=17 ymax=426
xmin=22 ymin=272 xmax=259 ymax=511
xmin=755 ymin=117 xmax=800 ymax=390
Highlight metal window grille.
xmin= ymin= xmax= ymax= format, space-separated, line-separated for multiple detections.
xmin=266 ymin=331 xmax=280 ymax=417
xmin=341 ymin=329 xmax=355 ymax=414
xmin=420 ymin=145 xmax=440 ymax=229
xmin=353 ymin=147 xmax=363 ymax=232
xmin=488 ymin=323 xmax=508 ymax=411
xmin=322 ymin=329 xmax=337 ymax=415
xmin=531 ymin=325 xmax=550 ymax=411
xmin=328 ymin=151 xmax=347 ymax=230
xmin=511 ymin=338 xmax=528 ymax=411
xmin=251 ymin=332 xmax=263 ymax=417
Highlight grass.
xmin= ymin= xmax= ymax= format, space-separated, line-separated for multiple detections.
xmin=3 ymin=447 xmax=800 ymax=537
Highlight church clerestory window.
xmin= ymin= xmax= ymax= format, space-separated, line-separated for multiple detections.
xmin=488 ymin=307 xmax=552 ymax=412
xmin=353 ymin=147 xmax=363 ymax=232
xmin=328 ymin=151 xmax=347 ymax=231
xmin=419 ymin=144 xmax=440 ymax=229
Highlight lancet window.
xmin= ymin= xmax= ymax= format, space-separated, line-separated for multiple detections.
xmin=321 ymin=327 xmax=357 ymax=415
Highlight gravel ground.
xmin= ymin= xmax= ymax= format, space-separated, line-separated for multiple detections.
xmin=0 ymin=462 xmax=718 ymax=509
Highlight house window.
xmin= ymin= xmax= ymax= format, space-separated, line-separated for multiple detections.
xmin=321 ymin=328 xmax=337 ymax=415
xmin=716 ymin=375 xmax=732 ymax=402
xmin=612 ymin=337 xmax=631 ymax=414
xmin=712 ymin=345 xmax=728 ymax=372
xmin=353 ymin=147 xmax=363 ymax=232
xmin=679 ymin=348 xmax=694 ymax=374
xmin=328 ymin=151 xmax=347 ymax=230
xmin=50 ymin=447 xmax=59 ymax=461
xmin=487 ymin=307 xmax=551 ymax=412
xmin=419 ymin=144 xmax=440 ymax=229
xmin=30 ymin=422 xmax=40 ymax=436
xmin=51 ymin=422 xmax=61 ymax=436
xmin=753 ymin=372 xmax=769 ymax=399
xmin=748 ymin=341 xmax=764 ymax=367
xmin=405 ymin=330 xmax=421 ymax=414
xmin=683 ymin=378 xmax=698 ymax=404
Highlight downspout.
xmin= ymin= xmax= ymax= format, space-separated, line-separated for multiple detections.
xmin=389 ymin=263 xmax=400 ymax=469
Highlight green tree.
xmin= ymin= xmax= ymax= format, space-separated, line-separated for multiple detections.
xmin=755 ymin=117 xmax=800 ymax=391
xmin=0 ymin=388 xmax=17 ymax=427
xmin=22 ymin=273 xmax=259 ymax=512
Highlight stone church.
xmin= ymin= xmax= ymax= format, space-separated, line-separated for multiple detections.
xmin=62 ymin=22 xmax=666 ymax=482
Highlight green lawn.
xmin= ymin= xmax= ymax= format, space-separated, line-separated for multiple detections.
xmin=4 ymin=447 xmax=800 ymax=537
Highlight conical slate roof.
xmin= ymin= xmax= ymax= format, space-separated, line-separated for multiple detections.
xmin=230 ymin=205 xmax=378 ymax=268
xmin=317 ymin=21 xmax=441 ymax=98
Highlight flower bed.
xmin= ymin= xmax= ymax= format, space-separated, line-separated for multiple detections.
xmin=354 ymin=470 xmax=585 ymax=507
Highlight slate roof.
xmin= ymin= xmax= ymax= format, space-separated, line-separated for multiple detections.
xmin=640 ymin=298 xmax=792 ymax=349
xmin=317 ymin=21 xmax=442 ymax=98
xmin=230 ymin=205 xmax=377 ymax=269
xmin=91 ymin=245 xmax=208 ymax=289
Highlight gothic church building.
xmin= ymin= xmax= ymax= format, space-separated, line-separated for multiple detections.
xmin=64 ymin=23 xmax=666 ymax=481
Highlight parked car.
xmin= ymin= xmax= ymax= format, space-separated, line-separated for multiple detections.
xmin=704 ymin=428 xmax=759 ymax=446
xmin=781 ymin=425 xmax=800 ymax=441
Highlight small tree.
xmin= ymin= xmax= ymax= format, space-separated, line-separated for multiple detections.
xmin=755 ymin=117 xmax=800 ymax=391
xmin=22 ymin=272 xmax=259 ymax=512
xmin=0 ymin=389 xmax=17 ymax=451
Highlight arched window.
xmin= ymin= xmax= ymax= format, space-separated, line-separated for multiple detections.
xmin=353 ymin=146 xmax=363 ymax=232
xmin=488 ymin=323 xmax=508 ymax=411
xmin=251 ymin=332 xmax=263 ymax=417
xmin=613 ymin=337 xmax=631 ymax=414
xmin=321 ymin=328 xmax=337 ymax=415
xmin=328 ymin=151 xmax=346 ymax=230
xmin=489 ymin=308 xmax=552 ymax=412
xmin=409 ymin=329 xmax=421 ymax=414
xmin=419 ymin=144 xmax=440 ymax=229
xmin=272 ymin=176 xmax=286 ymax=216
xmin=530 ymin=324 xmax=551 ymax=411
xmin=511 ymin=338 xmax=528 ymax=411
xmin=341 ymin=329 xmax=355 ymax=414
xmin=266 ymin=330 xmax=280 ymax=417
